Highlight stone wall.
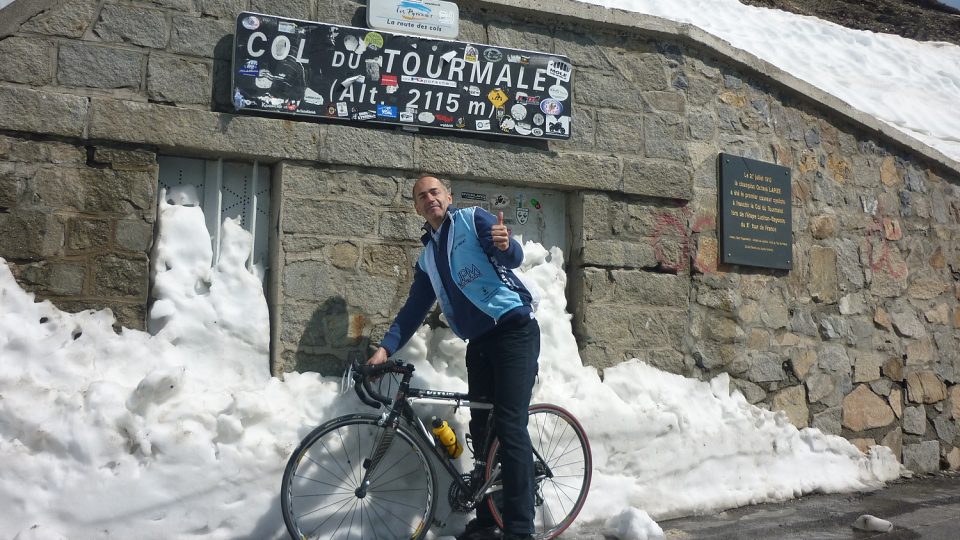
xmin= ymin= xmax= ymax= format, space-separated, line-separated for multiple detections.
xmin=0 ymin=135 xmax=157 ymax=329
xmin=0 ymin=0 xmax=958 ymax=470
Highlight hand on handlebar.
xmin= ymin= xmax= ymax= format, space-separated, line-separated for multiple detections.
xmin=367 ymin=347 xmax=389 ymax=366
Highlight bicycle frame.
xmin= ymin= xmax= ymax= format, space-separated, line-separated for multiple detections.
xmin=283 ymin=359 xmax=592 ymax=540
xmin=356 ymin=363 xmax=554 ymax=510
xmin=358 ymin=364 xmax=495 ymax=505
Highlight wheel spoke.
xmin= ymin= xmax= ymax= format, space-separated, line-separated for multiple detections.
xmin=282 ymin=417 xmax=435 ymax=540
xmin=486 ymin=405 xmax=591 ymax=539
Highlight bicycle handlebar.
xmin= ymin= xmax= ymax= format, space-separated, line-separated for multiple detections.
xmin=351 ymin=359 xmax=415 ymax=409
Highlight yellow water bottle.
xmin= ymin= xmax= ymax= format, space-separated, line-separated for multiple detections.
xmin=431 ymin=416 xmax=463 ymax=459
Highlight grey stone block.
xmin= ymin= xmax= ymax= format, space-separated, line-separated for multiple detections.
xmin=283 ymin=260 xmax=344 ymax=301
xmin=817 ymin=345 xmax=851 ymax=373
xmin=610 ymin=49 xmax=669 ymax=90
xmin=58 ymin=43 xmax=143 ymax=89
xmin=574 ymin=69 xmax=646 ymax=111
xmin=29 ymin=167 xmax=156 ymax=214
xmin=644 ymin=90 xmax=685 ymax=112
xmin=578 ymin=267 xmax=613 ymax=304
xmin=20 ymin=0 xmax=99 ymax=38
xmin=249 ymin=0 xmax=313 ymax=19
xmin=0 ymin=87 xmax=89 ymax=138
xmin=812 ymin=407 xmax=842 ymax=435
xmin=361 ymin=244 xmax=410 ymax=278
xmin=740 ymin=352 xmax=787 ymax=383
xmin=554 ymin=28 xmax=615 ymax=69
xmin=622 ymin=159 xmax=692 ymax=200
xmin=315 ymin=0 xmax=364 ymax=26
xmin=609 ymin=270 xmax=689 ymax=307
xmin=148 ymin=54 xmax=212 ymax=106
xmin=903 ymin=406 xmax=927 ymax=435
xmin=933 ymin=413 xmax=957 ymax=444
xmin=902 ymin=440 xmax=940 ymax=474
xmin=197 ymin=0 xmax=249 ymax=18
xmin=578 ymin=343 xmax=620 ymax=371
xmin=88 ymin=99 xmax=322 ymax=160
xmin=628 ymin=347 xmax=688 ymax=375
xmin=457 ymin=16 xmax=487 ymax=45
xmin=0 ymin=211 xmax=64 ymax=260
xmin=487 ymin=21 xmax=554 ymax=55
xmin=0 ymin=137 xmax=86 ymax=165
xmin=414 ymin=136 xmax=620 ymax=191
xmin=758 ymin=299 xmax=789 ymax=331
xmin=580 ymin=240 xmax=657 ymax=269
xmin=644 ymin=112 xmax=686 ymax=161
xmin=730 ymin=377 xmax=767 ymax=404
xmin=688 ymin=109 xmax=717 ymax=141
xmin=685 ymin=76 xmax=718 ymax=107
xmin=67 ymin=217 xmax=111 ymax=251
xmin=92 ymin=148 xmax=157 ymax=172
xmin=116 ymin=218 xmax=156 ymax=252
xmin=169 ymin=15 xmax=233 ymax=59
xmin=0 ymin=37 xmax=53 ymax=85
xmin=282 ymin=199 xmax=378 ymax=237
xmin=281 ymin=166 xmax=401 ymax=205
xmin=94 ymin=4 xmax=169 ymax=48
xmin=319 ymin=125 xmax=414 ymax=170
xmin=92 ymin=253 xmax=149 ymax=298
xmin=696 ymin=288 xmax=741 ymax=312
xmin=379 ymin=211 xmax=423 ymax=241
xmin=596 ymin=110 xmax=643 ymax=154
xmin=19 ymin=261 xmax=85 ymax=296
xmin=806 ymin=372 xmax=838 ymax=405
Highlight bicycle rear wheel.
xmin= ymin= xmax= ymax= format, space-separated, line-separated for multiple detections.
xmin=281 ymin=414 xmax=437 ymax=540
xmin=485 ymin=404 xmax=592 ymax=540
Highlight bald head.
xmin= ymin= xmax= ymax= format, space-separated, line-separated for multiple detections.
xmin=413 ymin=175 xmax=452 ymax=230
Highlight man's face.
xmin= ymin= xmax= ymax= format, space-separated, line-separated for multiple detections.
xmin=413 ymin=176 xmax=452 ymax=229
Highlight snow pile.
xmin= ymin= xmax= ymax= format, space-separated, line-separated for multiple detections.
xmin=0 ymin=198 xmax=899 ymax=539
xmin=581 ymin=0 xmax=960 ymax=163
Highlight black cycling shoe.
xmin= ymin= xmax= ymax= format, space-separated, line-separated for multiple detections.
xmin=456 ymin=518 xmax=501 ymax=540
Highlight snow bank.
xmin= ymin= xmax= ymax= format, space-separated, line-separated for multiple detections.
xmin=0 ymin=197 xmax=899 ymax=539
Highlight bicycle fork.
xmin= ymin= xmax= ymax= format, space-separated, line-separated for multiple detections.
xmin=354 ymin=415 xmax=397 ymax=498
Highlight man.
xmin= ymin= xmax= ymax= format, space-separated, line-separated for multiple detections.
xmin=367 ymin=175 xmax=540 ymax=540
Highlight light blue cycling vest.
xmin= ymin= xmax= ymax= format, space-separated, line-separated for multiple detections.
xmin=418 ymin=206 xmax=527 ymax=339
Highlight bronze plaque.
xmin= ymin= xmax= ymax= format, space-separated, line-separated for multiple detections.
xmin=719 ymin=153 xmax=792 ymax=270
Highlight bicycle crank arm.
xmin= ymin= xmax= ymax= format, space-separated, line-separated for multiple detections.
xmin=474 ymin=463 xmax=503 ymax=501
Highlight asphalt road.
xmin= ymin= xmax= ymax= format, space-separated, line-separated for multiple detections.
xmin=566 ymin=472 xmax=960 ymax=539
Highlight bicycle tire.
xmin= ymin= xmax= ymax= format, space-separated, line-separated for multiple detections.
xmin=485 ymin=404 xmax=593 ymax=540
xmin=281 ymin=414 xmax=437 ymax=540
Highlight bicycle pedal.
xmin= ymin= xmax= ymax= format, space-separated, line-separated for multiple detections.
xmin=363 ymin=458 xmax=371 ymax=469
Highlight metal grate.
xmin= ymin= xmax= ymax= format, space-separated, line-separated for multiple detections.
xmin=157 ymin=156 xmax=272 ymax=281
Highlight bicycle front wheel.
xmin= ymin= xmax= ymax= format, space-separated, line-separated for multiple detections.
xmin=281 ymin=414 xmax=437 ymax=540
xmin=485 ymin=404 xmax=593 ymax=540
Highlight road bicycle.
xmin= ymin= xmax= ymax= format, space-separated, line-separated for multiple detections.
xmin=280 ymin=359 xmax=592 ymax=540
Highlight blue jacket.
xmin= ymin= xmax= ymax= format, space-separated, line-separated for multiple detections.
xmin=379 ymin=206 xmax=534 ymax=355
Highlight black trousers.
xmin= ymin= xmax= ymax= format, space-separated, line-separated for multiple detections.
xmin=466 ymin=316 xmax=540 ymax=535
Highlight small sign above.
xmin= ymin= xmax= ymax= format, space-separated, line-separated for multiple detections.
xmin=231 ymin=12 xmax=574 ymax=140
xmin=367 ymin=0 xmax=459 ymax=39
xmin=719 ymin=153 xmax=793 ymax=270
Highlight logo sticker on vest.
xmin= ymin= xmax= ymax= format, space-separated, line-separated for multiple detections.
xmin=457 ymin=264 xmax=483 ymax=288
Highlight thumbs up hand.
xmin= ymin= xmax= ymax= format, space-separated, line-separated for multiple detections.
xmin=491 ymin=211 xmax=510 ymax=251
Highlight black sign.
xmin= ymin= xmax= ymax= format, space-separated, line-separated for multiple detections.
xmin=231 ymin=12 xmax=573 ymax=139
xmin=719 ymin=153 xmax=792 ymax=270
